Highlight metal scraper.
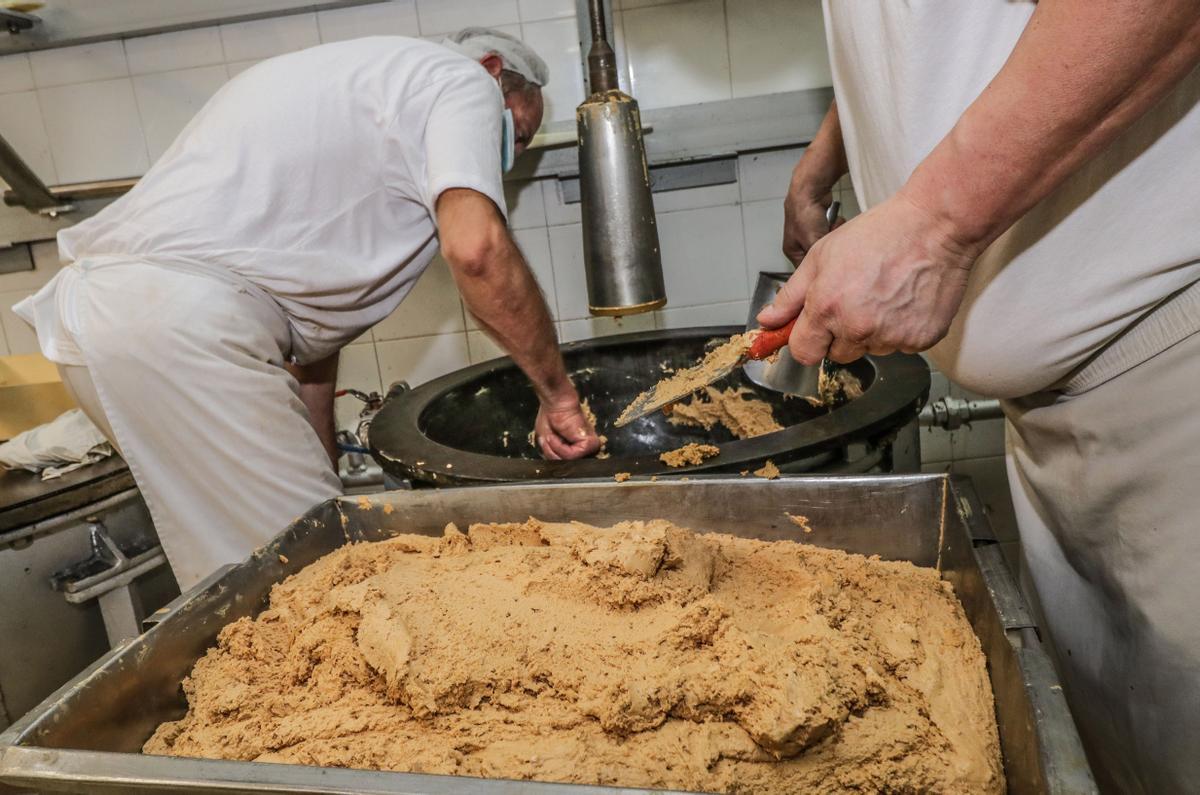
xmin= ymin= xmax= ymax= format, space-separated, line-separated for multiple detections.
xmin=614 ymin=321 xmax=797 ymax=427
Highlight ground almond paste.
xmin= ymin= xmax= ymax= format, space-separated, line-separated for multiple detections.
xmin=145 ymin=519 xmax=1004 ymax=794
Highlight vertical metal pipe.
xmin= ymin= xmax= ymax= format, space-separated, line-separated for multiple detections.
xmin=576 ymin=0 xmax=665 ymax=315
xmin=585 ymin=0 xmax=618 ymax=94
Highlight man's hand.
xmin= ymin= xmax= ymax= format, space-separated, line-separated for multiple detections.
xmin=759 ymin=194 xmax=976 ymax=365
xmin=782 ymin=179 xmax=841 ymax=267
xmin=534 ymin=392 xmax=602 ymax=460
xmin=782 ymin=99 xmax=849 ymax=268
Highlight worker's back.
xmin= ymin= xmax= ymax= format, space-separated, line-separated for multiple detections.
xmin=58 ymin=37 xmax=506 ymax=364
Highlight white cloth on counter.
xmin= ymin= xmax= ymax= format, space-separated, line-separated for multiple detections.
xmin=15 ymin=35 xmax=508 ymax=366
xmin=0 ymin=408 xmax=112 ymax=480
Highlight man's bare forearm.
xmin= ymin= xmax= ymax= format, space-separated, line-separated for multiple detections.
xmin=285 ymin=353 xmax=339 ymax=467
xmin=791 ymin=99 xmax=849 ymax=198
xmin=902 ymin=0 xmax=1200 ymax=254
xmin=456 ymin=240 xmax=574 ymax=404
xmin=436 ymin=188 xmax=575 ymax=408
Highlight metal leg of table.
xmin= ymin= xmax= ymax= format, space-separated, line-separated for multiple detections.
xmin=96 ymin=583 xmax=145 ymax=646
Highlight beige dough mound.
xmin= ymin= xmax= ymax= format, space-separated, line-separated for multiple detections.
xmin=666 ymin=386 xmax=784 ymax=439
xmin=660 ymin=442 xmax=720 ymax=467
xmin=145 ymin=519 xmax=1004 ymax=794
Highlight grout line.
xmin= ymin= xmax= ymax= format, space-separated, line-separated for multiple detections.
xmin=27 ymin=89 xmax=61 ymax=186
xmin=721 ymin=0 xmax=733 ymax=99
xmin=124 ymin=72 xmax=157 ymax=169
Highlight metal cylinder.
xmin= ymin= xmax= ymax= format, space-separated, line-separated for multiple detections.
xmin=577 ymin=92 xmax=666 ymax=315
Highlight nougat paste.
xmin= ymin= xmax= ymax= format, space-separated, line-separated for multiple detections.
xmin=146 ymin=518 xmax=1004 ymax=794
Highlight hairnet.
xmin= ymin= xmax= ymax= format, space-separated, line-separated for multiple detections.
xmin=445 ymin=27 xmax=549 ymax=87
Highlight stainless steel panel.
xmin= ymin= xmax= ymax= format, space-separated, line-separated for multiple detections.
xmin=0 ymin=493 xmax=177 ymax=730
xmin=0 ymin=476 xmax=1095 ymax=794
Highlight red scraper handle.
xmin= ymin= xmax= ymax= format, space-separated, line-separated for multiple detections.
xmin=748 ymin=318 xmax=796 ymax=360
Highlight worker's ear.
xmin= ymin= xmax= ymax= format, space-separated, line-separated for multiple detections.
xmin=479 ymin=53 xmax=504 ymax=78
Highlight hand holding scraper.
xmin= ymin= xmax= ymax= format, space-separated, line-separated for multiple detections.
xmin=614 ymin=323 xmax=798 ymax=427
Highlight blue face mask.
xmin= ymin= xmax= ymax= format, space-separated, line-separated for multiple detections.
xmin=500 ymin=108 xmax=515 ymax=173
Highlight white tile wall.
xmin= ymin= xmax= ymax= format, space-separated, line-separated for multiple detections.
xmin=656 ymin=299 xmax=749 ymax=329
xmin=133 ymin=65 xmax=230 ymax=163
xmin=124 ymin=28 xmax=226 ymax=75
xmin=560 ymin=312 xmax=654 ymax=342
xmin=29 ymin=42 xmax=128 ymax=88
xmin=416 ymin=0 xmax=520 ymax=37
xmin=503 ymin=179 xmax=547 ymax=230
xmin=225 ymin=60 xmax=262 ymax=78
xmin=373 ymin=257 xmax=466 ymax=340
xmin=541 ymin=179 xmax=580 ymax=226
xmin=519 ymin=0 xmax=576 ymax=22
xmin=376 ymin=332 xmax=471 ymax=388
xmin=0 ymin=289 xmax=37 ymax=354
xmin=657 ymin=204 xmax=747 ymax=307
xmin=740 ymin=198 xmax=788 ymax=291
xmin=466 ymin=329 xmax=505 ymax=363
xmin=0 ymin=53 xmax=33 ymax=94
xmin=622 ymin=0 xmax=731 ymax=109
xmin=738 ymin=146 xmax=805 ymax=202
xmin=727 ymin=0 xmax=831 ymax=99
xmin=650 ymin=179 xmax=739 ymax=214
xmin=317 ymin=0 xmax=420 ymax=43
xmin=520 ymin=17 xmax=584 ymax=123
xmin=219 ymin=14 xmax=320 ymax=62
xmin=39 ymin=79 xmax=150 ymax=183
xmin=0 ymin=91 xmax=57 ymax=183
xmin=546 ymin=222 xmax=588 ymax=319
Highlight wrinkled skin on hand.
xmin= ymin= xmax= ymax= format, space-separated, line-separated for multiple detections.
xmin=535 ymin=399 xmax=601 ymax=460
xmin=763 ymin=193 xmax=977 ymax=365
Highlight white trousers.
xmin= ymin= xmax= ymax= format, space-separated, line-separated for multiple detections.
xmin=57 ymin=260 xmax=342 ymax=590
xmin=1006 ymin=331 xmax=1200 ymax=794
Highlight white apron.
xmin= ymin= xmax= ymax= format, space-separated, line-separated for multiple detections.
xmin=18 ymin=257 xmax=343 ymax=589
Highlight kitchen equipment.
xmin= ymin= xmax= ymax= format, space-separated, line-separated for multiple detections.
xmin=0 ymin=475 xmax=1095 ymax=794
xmin=0 ymin=463 xmax=177 ymax=730
xmin=368 ymin=327 xmax=929 ymax=485
xmin=744 ymin=201 xmax=839 ymax=395
xmin=614 ymin=324 xmax=794 ymax=426
xmin=576 ymin=0 xmax=665 ymax=316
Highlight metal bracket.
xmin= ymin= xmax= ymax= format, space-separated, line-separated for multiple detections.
xmin=49 ymin=519 xmax=166 ymax=646
xmin=559 ymin=156 xmax=737 ymax=204
xmin=0 ymin=8 xmax=40 ymax=35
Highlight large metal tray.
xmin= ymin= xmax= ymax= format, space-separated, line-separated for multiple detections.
xmin=0 ymin=475 xmax=1096 ymax=794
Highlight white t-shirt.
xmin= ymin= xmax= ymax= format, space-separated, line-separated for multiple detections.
xmin=823 ymin=2 xmax=1200 ymax=398
xmin=52 ymin=36 xmax=506 ymax=364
